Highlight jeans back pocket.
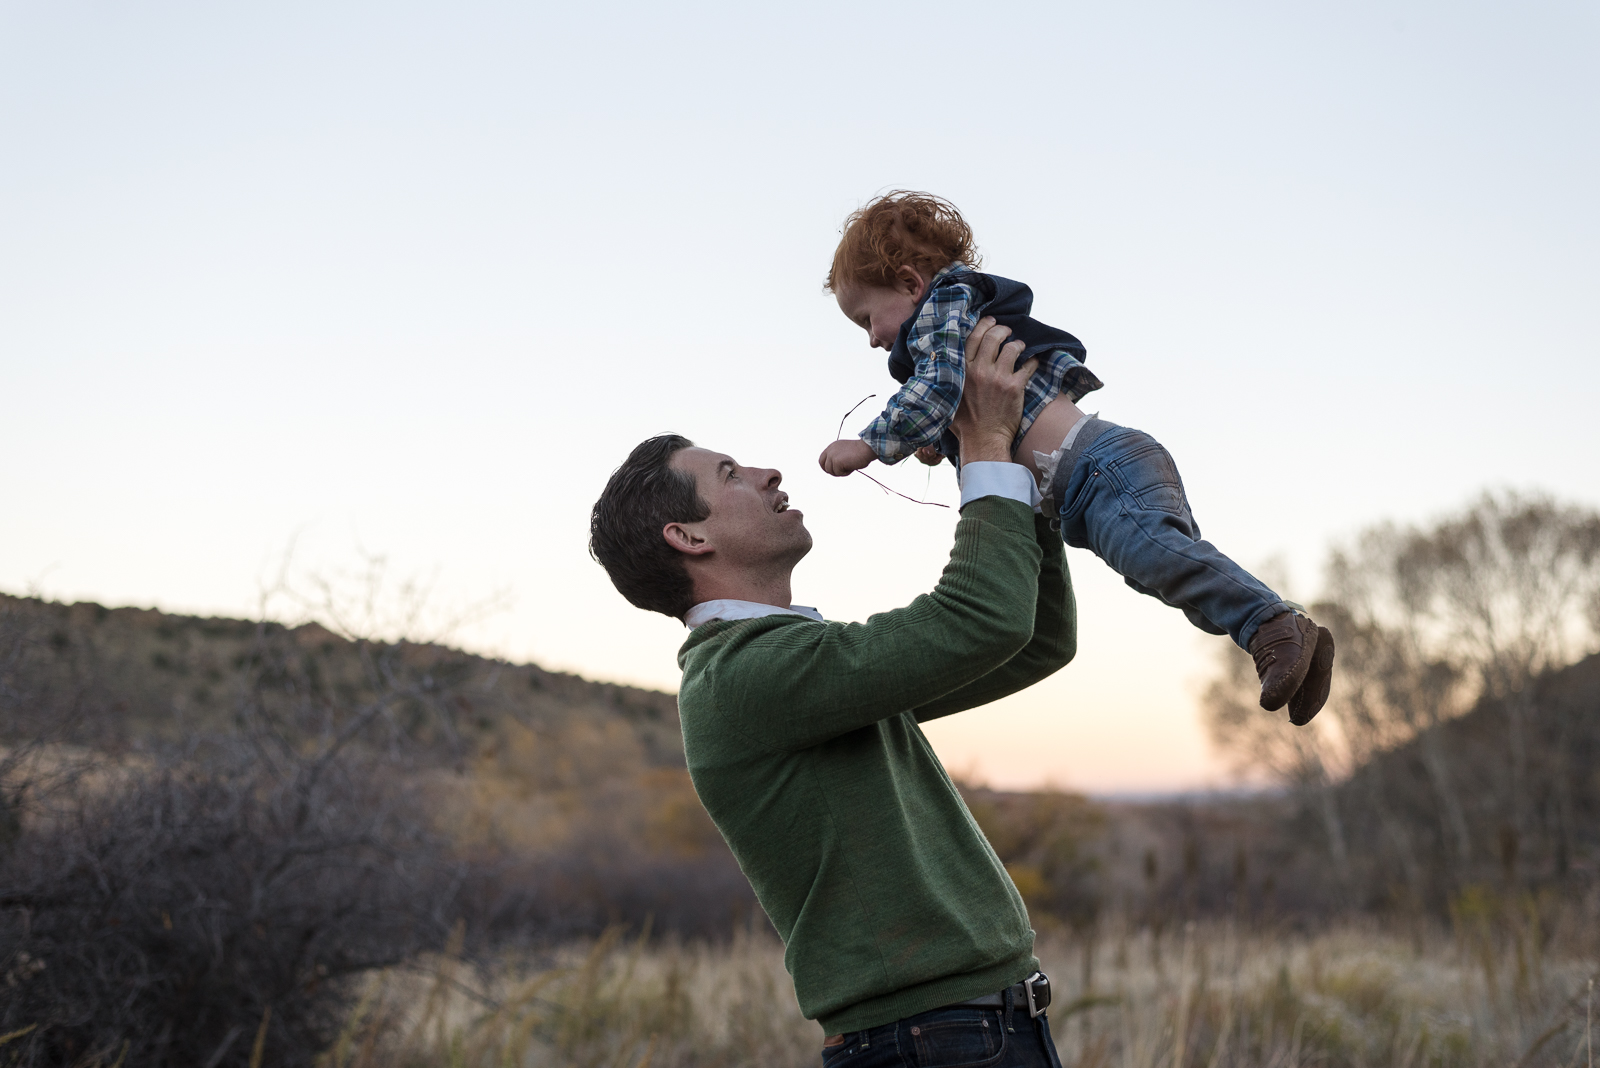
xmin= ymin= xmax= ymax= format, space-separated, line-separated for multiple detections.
xmin=1106 ymin=439 xmax=1189 ymax=518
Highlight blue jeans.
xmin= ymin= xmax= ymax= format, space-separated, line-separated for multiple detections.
xmin=1053 ymin=421 xmax=1290 ymax=650
xmin=820 ymin=1003 xmax=1065 ymax=1068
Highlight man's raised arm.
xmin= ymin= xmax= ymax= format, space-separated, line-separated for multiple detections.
xmin=694 ymin=321 xmax=1056 ymax=751
xmin=912 ymin=511 xmax=1075 ymax=722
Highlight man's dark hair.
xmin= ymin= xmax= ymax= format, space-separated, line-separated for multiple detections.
xmin=590 ymin=434 xmax=709 ymax=620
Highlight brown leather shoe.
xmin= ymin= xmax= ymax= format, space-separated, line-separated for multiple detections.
xmin=1248 ymin=612 xmax=1319 ymax=713
xmin=1288 ymin=626 xmax=1335 ymax=726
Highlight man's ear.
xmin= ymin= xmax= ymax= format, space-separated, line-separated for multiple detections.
xmin=663 ymin=522 xmax=713 ymax=557
xmin=894 ymin=264 xmax=929 ymax=299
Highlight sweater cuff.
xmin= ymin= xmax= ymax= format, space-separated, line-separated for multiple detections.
xmin=958 ymin=462 xmax=1041 ymax=511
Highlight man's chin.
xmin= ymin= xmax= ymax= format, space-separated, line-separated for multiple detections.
xmin=789 ymin=522 xmax=814 ymax=558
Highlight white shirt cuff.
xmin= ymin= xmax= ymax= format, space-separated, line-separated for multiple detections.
xmin=958 ymin=461 xmax=1042 ymax=511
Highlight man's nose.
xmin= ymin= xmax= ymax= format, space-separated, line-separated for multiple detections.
xmin=762 ymin=468 xmax=782 ymax=488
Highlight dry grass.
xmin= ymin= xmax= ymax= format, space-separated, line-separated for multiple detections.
xmin=324 ymin=913 xmax=1600 ymax=1068
xmin=318 ymin=925 xmax=820 ymax=1068
xmin=1041 ymin=916 xmax=1598 ymax=1068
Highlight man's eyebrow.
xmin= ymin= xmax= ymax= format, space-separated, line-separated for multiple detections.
xmin=716 ymin=459 xmax=735 ymax=477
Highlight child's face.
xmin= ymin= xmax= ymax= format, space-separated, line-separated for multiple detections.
xmin=834 ymin=268 xmax=928 ymax=352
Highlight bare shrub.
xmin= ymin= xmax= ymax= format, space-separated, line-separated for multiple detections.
xmin=0 ymin=750 xmax=458 ymax=1066
xmin=0 ymin=567 xmax=765 ymax=1064
xmin=0 ymin=581 xmax=471 ymax=1065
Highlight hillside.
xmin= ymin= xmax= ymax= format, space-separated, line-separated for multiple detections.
xmin=9 ymin=589 xmax=1594 ymax=930
xmin=0 ymin=591 xmax=685 ymax=768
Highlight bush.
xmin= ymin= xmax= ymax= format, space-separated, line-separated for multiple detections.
xmin=0 ymin=755 xmax=457 ymax=1067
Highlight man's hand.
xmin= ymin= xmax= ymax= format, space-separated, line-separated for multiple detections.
xmin=950 ymin=318 xmax=1035 ymax=467
xmin=914 ymin=445 xmax=944 ymax=466
xmin=819 ymin=438 xmax=878 ymax=477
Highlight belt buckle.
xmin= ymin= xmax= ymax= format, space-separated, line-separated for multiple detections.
xmin=1023 ymin=971 xmax=1051 ymax=1018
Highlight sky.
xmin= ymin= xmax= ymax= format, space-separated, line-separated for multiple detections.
xmin=2 ymin=1 xmax=1597 ymax=793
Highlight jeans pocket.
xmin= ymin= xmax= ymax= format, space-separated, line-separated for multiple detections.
xmin=907 ymin=1010 xmax=1007 ymax=1067
xmin=821 ymin=1032 xmax=885 ymax=1067
xmin=820 ymin=1037 xmax=853 ymax=1066
xmin=1106 ymin=440 xmax=1188 ymax=518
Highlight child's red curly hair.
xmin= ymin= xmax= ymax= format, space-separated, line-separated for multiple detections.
xmin=825 ymin=191 xmax=981 ymax=293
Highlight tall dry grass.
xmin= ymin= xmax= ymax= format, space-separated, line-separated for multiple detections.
xmin=322 ymin=904 xmax=1599 ymax=1068
xmin=318 ymin=924 xmax=818 ymax=1068
xmin=1043 ymin=910 xmax=1597 ymax=1068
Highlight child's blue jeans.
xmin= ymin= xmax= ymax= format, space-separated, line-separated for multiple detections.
xmin=1049 ymin=418 xmax=1290 ymax=651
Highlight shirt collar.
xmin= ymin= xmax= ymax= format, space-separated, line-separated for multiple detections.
xmin=683 ymin=599 xmax=824 ymax=629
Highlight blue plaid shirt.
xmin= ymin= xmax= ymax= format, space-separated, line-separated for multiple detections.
xmin=859 ymin=265 xmax=1103 ymax=464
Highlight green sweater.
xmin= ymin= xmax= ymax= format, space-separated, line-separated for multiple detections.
xmin=676 ymin=497 xmax=1077 ymax=1034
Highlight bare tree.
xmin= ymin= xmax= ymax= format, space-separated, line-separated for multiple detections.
xmin=1393 ymin=493 xmax=1600 ymax=875
xmin=1328 ymin=493 xmax=1600 ymax=885
xmin=1207 ymin=490 xmax=1600 ymax=911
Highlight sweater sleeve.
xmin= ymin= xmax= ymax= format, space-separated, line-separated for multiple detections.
xmin=710 ymin=497 xmax=1042 ymax=751
xmin=912 ymin=514 xmax=1076 ymax=722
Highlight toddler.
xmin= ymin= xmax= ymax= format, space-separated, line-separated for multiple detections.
xmin=820 ymin=191 xmax=1334 ymax=723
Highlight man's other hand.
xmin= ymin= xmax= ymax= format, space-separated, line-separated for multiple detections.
xmin=914 ymin=445 xmax=944 ymax=466
xmin=951 ymin=318 xmax=1036 ymax=467
xmin=819 ymin=438 xmax=878 ymax=477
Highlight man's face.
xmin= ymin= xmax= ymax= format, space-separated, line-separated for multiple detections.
xmin=669 ymin=447 xmax=812 ymax=569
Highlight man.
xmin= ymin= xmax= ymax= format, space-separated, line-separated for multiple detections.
xmin=589 ymin=321 xmax=1077 ymax=1066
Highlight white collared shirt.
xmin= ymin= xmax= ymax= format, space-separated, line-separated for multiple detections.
xmin=684 ymin=600 xmax=824 ymax=629
xmin=683 ymin=462 xmax=1039 ymax=629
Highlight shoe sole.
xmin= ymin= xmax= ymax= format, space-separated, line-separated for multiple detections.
xmin=1288 ymin=626 xmax=1335 ymax=726
xmin=1259 ymin=614 xmax=1320 ymax=712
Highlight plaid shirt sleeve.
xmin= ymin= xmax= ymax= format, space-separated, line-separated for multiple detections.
xmin=858 ymin=278 xmax=980 ymax=464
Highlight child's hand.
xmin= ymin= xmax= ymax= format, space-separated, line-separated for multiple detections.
xmin=914 ymin=445 xmax=943 ymax=466
xmin=819 ymin=439 xmax=877 ymax=477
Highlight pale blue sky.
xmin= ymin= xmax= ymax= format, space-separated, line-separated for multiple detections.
xmin=3 ymin=1 xmax=1596 ymax=791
